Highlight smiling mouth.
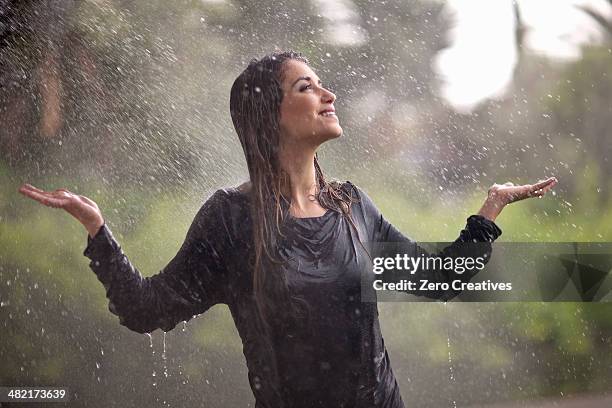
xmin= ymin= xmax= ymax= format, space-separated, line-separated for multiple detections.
xmin=319 ymin=112 xmax=337 ymax=117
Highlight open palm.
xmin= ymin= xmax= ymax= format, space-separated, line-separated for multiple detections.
xmin=18 ymin=184 xmax=104 ymax=237
xmin=489 ymin=177 xmax=558 ymax=205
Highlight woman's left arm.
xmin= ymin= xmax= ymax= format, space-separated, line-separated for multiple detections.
xmin=351 ymin=177 xmax=557 ymax=301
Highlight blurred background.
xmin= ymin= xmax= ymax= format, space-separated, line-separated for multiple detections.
xmin=1 ymin=0 xmax=612 ymax=406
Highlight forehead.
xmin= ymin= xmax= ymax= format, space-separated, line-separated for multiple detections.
xmin=281 ymin=60 xmax=319 ymax=86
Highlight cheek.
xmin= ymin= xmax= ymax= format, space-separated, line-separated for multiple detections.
xmin=281 ymin=99 xmax=316 ymax=126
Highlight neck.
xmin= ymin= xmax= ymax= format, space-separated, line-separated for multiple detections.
xmin=278 ymin=144 xmax=319 ymax=209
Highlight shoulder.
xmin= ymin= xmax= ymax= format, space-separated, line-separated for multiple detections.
xmin=339 ymin=180 xmax=382 ymax=218
xmin=188 ymin=184 xmax=251 ymax=245
xmin=193 ymin=184 xmax=250 ymax=226
xmin=214 ymin=180 xmax=252 ymax=202
xmin=339 ymin=180 xmax=366 ymax=202
xmin=205 ymin=181 xmax=251 ymax=206
xmin=235 ymin=180 xmax=252 ymax=194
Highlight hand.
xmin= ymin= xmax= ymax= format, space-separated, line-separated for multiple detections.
xmin=477 ymin=177 xmax=558 ymax=222
xmin=488 ymin=177 xmax=558 ymax=205
xmin=18 ymin=183 xmax=105 ymax=238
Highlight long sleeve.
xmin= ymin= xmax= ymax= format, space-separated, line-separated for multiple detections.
xmin=349 ymin=182 xmax=502 ymax=301
xmin=83 ymin=189 xmax=233 ymax=333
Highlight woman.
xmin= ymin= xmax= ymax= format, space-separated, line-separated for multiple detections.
xmin=19 ymin=50 xmax=557 ymax=407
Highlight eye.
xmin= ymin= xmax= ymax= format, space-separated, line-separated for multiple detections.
xmin=300 ymin=83 xmax=312 ymax=92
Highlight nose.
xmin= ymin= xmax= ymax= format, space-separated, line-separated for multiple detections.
xmin=321 ymin=87 xmax=336 ymax=104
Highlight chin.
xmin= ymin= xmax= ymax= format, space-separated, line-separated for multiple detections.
xmin=328 ymin=124 xmax=343 ymax=139
xmin=320 ymin=129 xmax=342 ymax=144
xmin=309 ymin=124 xmax=343 ymax=145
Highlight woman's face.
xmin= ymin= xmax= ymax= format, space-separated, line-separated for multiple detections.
xmin=278 ymin=60 xmax=342 ymax=148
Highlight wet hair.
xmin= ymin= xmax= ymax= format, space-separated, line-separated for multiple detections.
xmin=229 ymin=50 xmax=362 ymax=398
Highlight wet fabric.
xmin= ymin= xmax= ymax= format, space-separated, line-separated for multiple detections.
xmin=83 ymin=181 xmax=502 ymax=408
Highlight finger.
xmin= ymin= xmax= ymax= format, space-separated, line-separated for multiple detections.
xmin=20 ymin=189 xmax=66 ymax=208
xmin=50 ymin=190 xmax=72 ymax=199
xmin=533 ymin=178 xmax=558 ymax=196
xmin=19 ymin=184 xmax=46 ymax=194
xmin=540 ymin=181 xmax=556 ymax=192
xmin=504 ymin=182 xmax=514 ymax=186
xmin=532 ymin=177 xmax=557 ymax=190
xmin=510 ymin=184 xmax=537 ymax=200
xmin=524 ymin=182 xmax=546 ymax=197
xmin=30 ymin=194 xmax=65 ymax=208
xmin=531 ymin=184 xmax=558 ymax=199
xmin=18 ymin=187 xmax=46 ymax=200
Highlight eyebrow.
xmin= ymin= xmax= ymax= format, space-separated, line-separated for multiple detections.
xmin=291 ymin=76 xmax=322 ymax=87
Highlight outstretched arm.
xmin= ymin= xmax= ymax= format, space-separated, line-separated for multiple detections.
xmin=350 ymin=177 xmax=557 ymax=301
xmin=19 ymin=184 xmax=232 ymax=333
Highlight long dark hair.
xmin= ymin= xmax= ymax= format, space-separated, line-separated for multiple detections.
xmin=229 ymin=50 xmax=363 ymax=330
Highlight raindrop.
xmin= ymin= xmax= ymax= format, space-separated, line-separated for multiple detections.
xmin=146 ymin=332 xmax=154 ymax=354
xmin=162 ymin=331 xmax=168 ymax=378
xmin=444 ymin=302 xmax=457 ymax=408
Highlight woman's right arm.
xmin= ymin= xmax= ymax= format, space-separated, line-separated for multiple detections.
xmin=19 ymin=184 xmax=232 ymax=333
xmin=83 ymin=190 xmax=232 ymax=333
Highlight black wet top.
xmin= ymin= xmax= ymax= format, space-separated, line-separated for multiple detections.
xmin=275 ymin=208 xmax=363 ymax=406
xmin=83 ymin=181 xmax=502 ymax=408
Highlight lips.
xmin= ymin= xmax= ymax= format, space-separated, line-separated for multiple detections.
xmin=319 ymin=108 xmax=336 ymax=117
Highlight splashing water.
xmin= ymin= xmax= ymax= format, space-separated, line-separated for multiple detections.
xmin=161 ymin=332 xmax=171 ymax=407
xmin=162 ymin=331 xmax=168 ymax=378
xmin=146 ymin=333 xmax=157 ymax=387
xmin=144 ymin=327 xmax=192 ymax=401
xmin=146 ymin=332 xmax=155 ymax=354
xmin=179 ymin=323 xmax=189 ymax=385
xmin=444 ymin=302 xmax=457 ymax=408
xmin=447 ymin=336 xmax=455 ymax=382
